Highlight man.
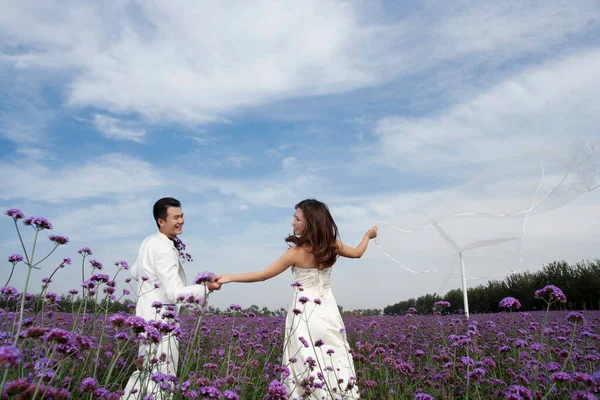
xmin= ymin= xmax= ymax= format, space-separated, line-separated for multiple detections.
xmin=122 ymin=197 xmax=220 ymax=399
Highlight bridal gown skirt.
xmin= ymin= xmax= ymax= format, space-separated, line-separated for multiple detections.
xmin=282 ymin=267 xmax=360 ymax=400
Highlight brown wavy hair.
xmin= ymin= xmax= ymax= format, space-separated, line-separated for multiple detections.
xmin=285 ymin=199 xmax=340 ymax=267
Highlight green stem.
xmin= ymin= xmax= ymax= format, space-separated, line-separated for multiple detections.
xmin=13 ymin=231 xmax=39 ymax=346
xmin=4 ymin=264 xmax=16 ymax=287
xmin=81 ymin=255 xmax=87 ymax=283
xmin=31 ymin=244 xmax=60 ymax=268
xmin=14 ymin=220 xmax=31 ymax=265
xmin=0 ymin=370 xmax=8 ymax=399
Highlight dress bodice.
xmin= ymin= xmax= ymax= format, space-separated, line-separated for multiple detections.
xmin=292 ymin=267 xmax=333 ymax=298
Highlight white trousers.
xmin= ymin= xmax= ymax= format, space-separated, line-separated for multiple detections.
xmin=121 ymin=333 xmax=179 ymax=400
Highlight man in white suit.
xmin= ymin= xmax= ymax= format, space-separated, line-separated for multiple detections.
xmin=122 ymin=197 xmax=220 ymax=399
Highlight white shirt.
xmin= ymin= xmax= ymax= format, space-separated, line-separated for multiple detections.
xmin=130 ymin=232 xmax=204 ymax=320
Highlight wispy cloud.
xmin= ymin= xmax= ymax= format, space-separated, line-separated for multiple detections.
xmin=0 ymin=153 xmax=164 ymax=203
xmin=2 ymin=1 xmax=596 ymax=127
xmin=373 ymin=49 xmax=600 ymax=171
xmin=93 ymin=114 xmax=146 ymax=143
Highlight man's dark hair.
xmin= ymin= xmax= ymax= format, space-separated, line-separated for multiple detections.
xmin=153 ymin=197 xmax=181 ymax=228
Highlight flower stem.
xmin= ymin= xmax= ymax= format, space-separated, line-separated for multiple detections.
xmin=12 ymin=230 xmax=39 ymax=346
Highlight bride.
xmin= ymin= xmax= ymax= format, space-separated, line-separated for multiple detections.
xmin=216 ymin=199 xmax=377 ymax=399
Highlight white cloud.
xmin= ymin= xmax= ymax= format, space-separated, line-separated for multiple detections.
xmin=15 ymin=146 xmax=53 ymax=161
xmin=374 ymin=49 xmax=600 ymax=171
xmin=184 ymin=172 xmax=327 ymax=208
xmin=2 ymin=1 xmax=597 ymax=126
xmin=93 ymin=114 xmax=146 ymax=143
xmin=281 ymin=157 xmax=296 ymax=170
xmin=430 ymin=1 xmax=599 ymax=58
xmin=0 ymin=153 xmax=164 ymax=203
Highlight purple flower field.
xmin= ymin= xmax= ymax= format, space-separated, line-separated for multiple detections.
xmin=2 ymin=208 xmax=600 ymax=399
xmin=2 ymin=304 xmax=600 ymax=399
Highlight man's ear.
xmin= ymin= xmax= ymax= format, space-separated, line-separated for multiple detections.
xmin=157 ymin=218 xmax=165 ymax=227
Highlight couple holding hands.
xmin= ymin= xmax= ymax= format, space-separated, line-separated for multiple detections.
xmin=123 ymin=197 xmax=377 ymax=399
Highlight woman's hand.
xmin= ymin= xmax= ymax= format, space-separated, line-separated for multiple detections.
xmin=215 ymin=274 xmax=232 ymax=284
xmin=366 ymin=225 xmax=378 ymax=239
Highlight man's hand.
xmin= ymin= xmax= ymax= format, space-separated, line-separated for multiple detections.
xmin=207 ymin=281 xmax=221 ymax=291
xmin=215 ymin=274 xmax=232 ymax=284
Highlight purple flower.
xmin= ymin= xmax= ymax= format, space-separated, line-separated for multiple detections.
xmin=89 ymin=259 xmax=103 ymax=270
xmin=434 ymin=301 xmax=451 ymax=308
xmin=264 ymin=380 xmax=289 ymax=400
xmin=43 ymin=328 xmax=72 ymax=344
xmin=194 ymin=271 xmax=216 ymax=284
xmin=223 ymin=390 xmax=239 ymax=400
xmin=314 ymin=339 xmax=325 ymax=347
xmin=551 ymin=372 xmax=570 ymax=382
xmin=199 ymin=386 xmax=221 ymax=398
xmin=571 ymin=391 xmax=597 ymax=400
xmin=290 ymin=281 xmax=302 ymax=288
xmin=79 ymin=377 xmax=99 ymax=393
xmin=461 ymin=356 xmax=475 ymax=367
xmin=78 ymin=247 xmax=93 ymax=256
xmin=114 ymin=260 xmax=129 ymax=270
xmin=45 ymin=293 xmax=60 ymax=303
xmin=0 ymin=345 xmax=22 ymax=368
xmin=314 ymin=298 xmax=322 ymax=305
xmin=567 ymin=312 xmax=584 ymax=323
xmin=499 ymin=297 xmax=522 ymax=309
xmin=4 ymin=379 xmax=31 ymax=395
xmin=126 ymin=316 xmax=147 ymax=333
xmin=22 ymin=216 xmax=53 ymax=230
xmin=0 ymin=286 xmax=19 ymax=299
xmin=5 ymin=208 xmax=25 ymax=220
xmin=505 ymin=385 xmax=533 ymax=400
xmin=298 ymin=296 xmax=309 ymax=304
xmin=109 ymin=314 xmax=126 ymax=327
xmin=534 ymin=285 xmax=567 ymax=303
xmin=299 ymin=337 xmax=309 ymax=348
xmin=415 ymin=394 xmax=435 ymax=400
xmin=93 ymin=388 xmax=110 ymax=397
xmin=62 ymin=257 xmax=71 ymax=266
xmin=90 ymin=273 xmax=110 ymax=283
xmin=173 ymin=237 xmax=186 ymax=251
xmin=229 ymin=304 xmax=242 ymax=311
xmin=8 ymin=254 xmax=24 ymax=263
xmin=48 ymin=235 xmax=69 ymax=245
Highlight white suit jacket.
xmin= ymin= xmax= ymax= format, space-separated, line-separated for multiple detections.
xmin=130 ymin=232 xmax=204 ymax=321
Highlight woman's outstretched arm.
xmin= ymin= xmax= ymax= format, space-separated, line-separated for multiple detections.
xmin=216 ymin=248 xmax=298 ymax=284
xmin=336 ymin=225 xmax=378 ymax=259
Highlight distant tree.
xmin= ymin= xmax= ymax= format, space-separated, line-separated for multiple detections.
xmin=383 ymin=259 xmax=600 ymax=314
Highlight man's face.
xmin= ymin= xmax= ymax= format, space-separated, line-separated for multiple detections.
xmin=158 ymin=207 xmax=184 ymax=238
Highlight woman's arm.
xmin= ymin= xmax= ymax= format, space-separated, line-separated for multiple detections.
xmin=336 ymin=225 xmax=378 ymax=259
xmin=216 ymin=248 xmax=298 ymax=284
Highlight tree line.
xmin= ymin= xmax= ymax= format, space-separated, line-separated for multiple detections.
xmin=383 ymin=259 xmax=600 ymax=315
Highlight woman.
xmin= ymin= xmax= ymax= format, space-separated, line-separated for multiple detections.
xmin=216 ymin=199 xmax=377 ymax=399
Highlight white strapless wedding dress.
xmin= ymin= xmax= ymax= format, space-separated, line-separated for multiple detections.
xmin=282 ymin=267 xmax=360 ymax=399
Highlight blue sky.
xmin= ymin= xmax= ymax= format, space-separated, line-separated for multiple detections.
xmin=1 ymin=0 xmax=599 ymax=311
